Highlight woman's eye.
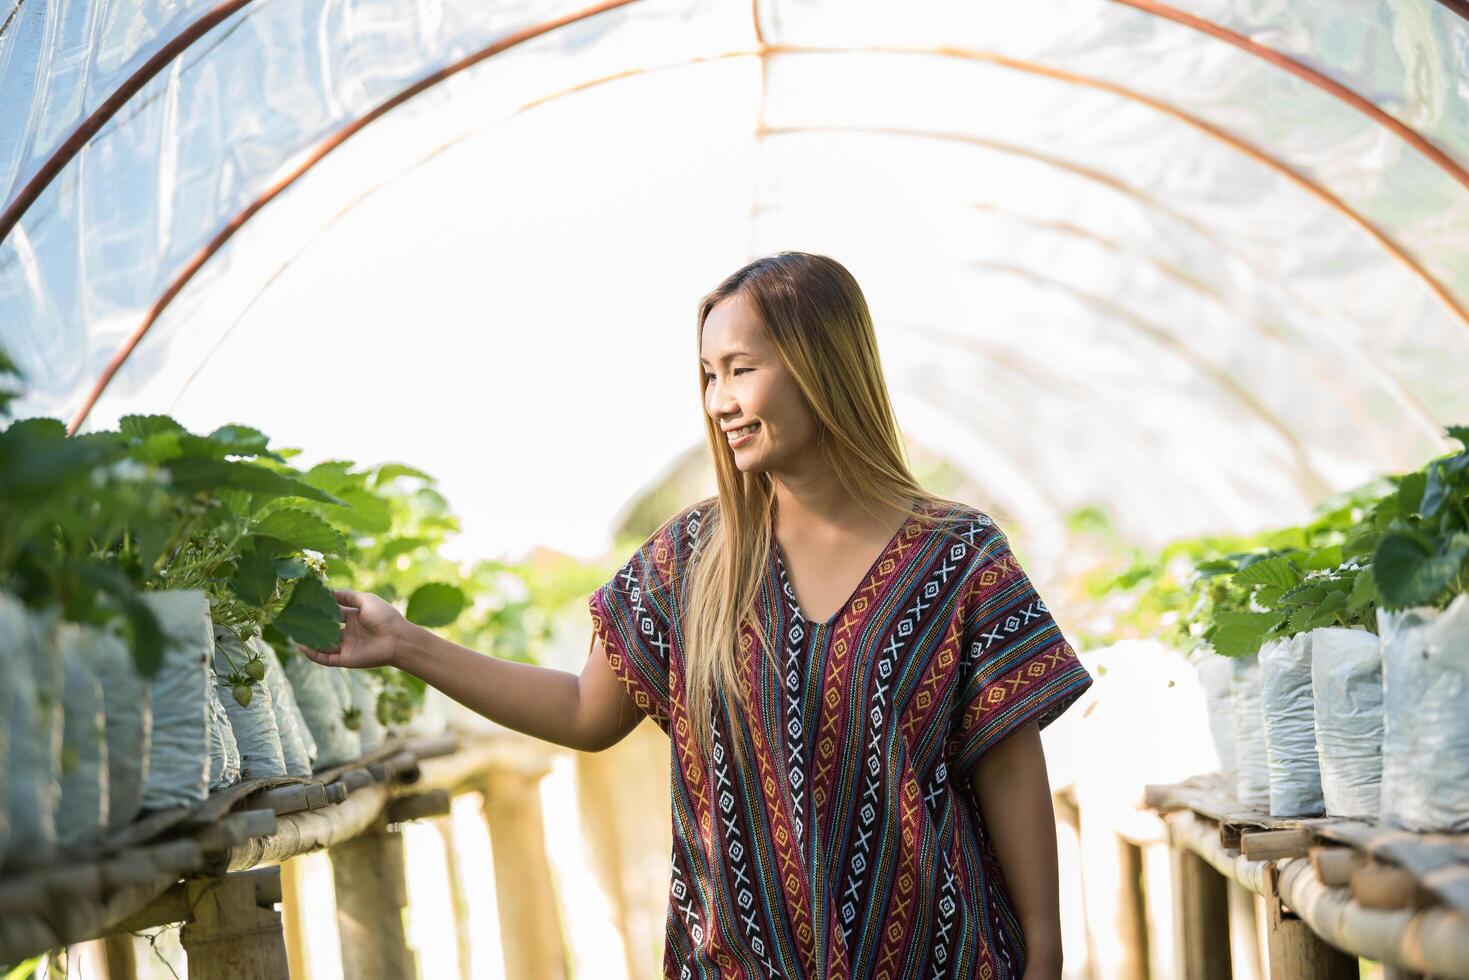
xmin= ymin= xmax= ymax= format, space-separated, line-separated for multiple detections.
xmin=733 ymin=368 xmax=752 ymax=375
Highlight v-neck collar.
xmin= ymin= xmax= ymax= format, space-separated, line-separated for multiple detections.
xmin=769 ymin=497 xmax=926 ymax=629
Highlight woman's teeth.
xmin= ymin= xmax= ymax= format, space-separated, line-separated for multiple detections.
xmin=728 ymin=422 xmax=760 ymax=441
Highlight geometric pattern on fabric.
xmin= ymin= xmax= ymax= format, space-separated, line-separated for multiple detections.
xmin=588 ymin=496 xmax=1093 ymax=979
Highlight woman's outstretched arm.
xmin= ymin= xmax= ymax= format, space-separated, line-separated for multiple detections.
xmin=296 ymin=589 xmax=645 ymax=752
xmin=969 ymin=721 xmax=1063 ymax=980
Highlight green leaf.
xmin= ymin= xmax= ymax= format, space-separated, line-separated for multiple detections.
xmin=1346 ymin=567 xmax=1378 ymax=611
xmin=253 ymin=508 xmax=348 ymax=555
xmin=1233 ymin=555 xmax=1301 ymax=590
xmin=163 ymin=458 xmax=346 ymax=506
xmin=405 ymin=582 xmax=467 ymax=628
xmin=302 ymin=461 xmax=360 ymax=496
xmin=275 ymin=557 xmax=309 ymax=581
xmin=321 ymin=488 xmax=393 ymax=535
xmin=1303 ymin=546 xmax=1343 ymax=572
xmin=373 ymin=462 xmax=434 ymax=486
xmin=1193 ymin=559 xmax=1238 ymax=577
xmin=1212 ymin=611 xmax=1281 ymax=630
xmin=229 ymin=549 xmax=280 ymax=607
xmin=1421 ymin=460 xmax=1451 ymax=519
xmin=273 ymin=576 xmax=343 ymax=650
xmin=1447 ymin=425 xmax=1469 ymax=449
xmin=119 ymin=414 xmax=186 ymax=441
xmin=1373 ymin=532 xmax=1469 ymax=608
xmin=1210 ymin=624 xmax=1266 ymax=657
xmin=1253 ymin=586 xmax=1285 ymax=607
xmin=1396 ymin=471 xmax=1427 ymax=515
xmin=206 ymin=424 xmax=282 ymax=460
xmin=379 ymin=536 xmax=431 ymax=563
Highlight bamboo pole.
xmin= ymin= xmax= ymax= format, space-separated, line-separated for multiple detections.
xmin=177 ymin=870 xmax=289 ymax=979
xmin=277 ymin=858 xmax=309 ymax=980
xmin=1169 ymin=838 xmax=1232 ymax=980
xmin=1169 ymin=810 xmax=1469 ymax=975
xmin=330 ymin=820 xmax=417 ymax=980
xmin=1262 ymin=863 xmax=1357 ymax=979
xmin=479 ymin=755 xmax=566 ymax=980
xmin=429 ymin=813 xmax=475 ymax=980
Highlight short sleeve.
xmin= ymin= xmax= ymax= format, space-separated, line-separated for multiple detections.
xmin=587 ymin=519 xmax=679 ymax=734
xmin=950 ymin=526 xmax=1093 ymax=775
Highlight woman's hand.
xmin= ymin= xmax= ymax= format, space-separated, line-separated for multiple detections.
xmin=297 ymin=589 xmax=406 ymax=669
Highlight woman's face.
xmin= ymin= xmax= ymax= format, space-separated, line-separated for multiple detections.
xmin=700 ymin=291 xmax=819 ymax=474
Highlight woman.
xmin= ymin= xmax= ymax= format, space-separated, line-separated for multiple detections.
xmin=301 ymin=251 xmax=1093 ymax=979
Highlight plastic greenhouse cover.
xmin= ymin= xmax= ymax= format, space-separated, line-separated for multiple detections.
xmin=1 ymin=0 xmax=1467 ymax=561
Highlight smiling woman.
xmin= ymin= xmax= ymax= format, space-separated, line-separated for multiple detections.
xmin=588 ymin=251 xmax=1093 ymax=979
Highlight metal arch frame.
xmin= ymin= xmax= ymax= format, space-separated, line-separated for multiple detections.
xmin=1434 ymin=0 xmax=1469 ymax=22
xmin=151 ymin=48 xmax=1437 ymax=470
xmin=965 ymin=259 xmax=1331 ymax=501
xmin=6 ymin=0 xmax=1466 ymax=247
xmin=760 ymin=122 xmax=1447 ymax=449
xmin=956 ymin=204 xmax=1426 ymax=470
xmin=54 ymin=35 xmax=1469 ymax=431
xmin=762 ymin=44 xmax=1469 ymax=329
xmin=59 ymin=0 xmax=642 ymax=433
xmin=908 ymin=319 xmax=1255 ymax=529
xmin=0 ymin=0 xmax=259 ymax=245
xmin=1108 ymin=0 xmax=1469 ymax=192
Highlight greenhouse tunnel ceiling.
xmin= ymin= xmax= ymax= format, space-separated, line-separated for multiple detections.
xmin=2 ymin=0 xmax=1467 ymax=563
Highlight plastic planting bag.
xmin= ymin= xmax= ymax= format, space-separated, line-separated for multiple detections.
xmin=0 ymin=593 xmax=63 ymax=870
xmin=1189 ymin=644 xmax=1236 ymax=774
xmin=206 ymin=671 xmax=242 ymax=790
xmin=212 ymin=628 xmax=287 ymax=780
xmin=1310 ymin=626 xmax=1382 ymax=819
xmin=1379 ymin=596 xmax=1469 ymax=832
xmin=84 ymin=624 xmax=153 ymax=831
xmin=140 ymin=590 xmax=212 ymax=809
xmin=56 ymin=625 xmax=109 ymax=849
xmin=249 ymin=636 xmax=317 ymax=777
xmin=282 ymin=653 xmax=361 ymax=769
xmin=1231 ymin=650 xmax=1271 ymax=810
xmin=1259 ymin=632 xmax=1324 ymax=817
xmin=346 ymin=670 xmax=386 ymax=755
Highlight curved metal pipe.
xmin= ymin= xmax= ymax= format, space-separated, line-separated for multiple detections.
xmin=970 ymin=259 xmax=1332 ymax=501
xmin=0 ymin=1 xmax=257 ymax=246
xmin=63 ymin=0 xmax=642 ymax=433
xmin=1109 ymin=0 xmax=1469 ymax=191
xmin=67 ymin=40 xmax=1467 ymax=432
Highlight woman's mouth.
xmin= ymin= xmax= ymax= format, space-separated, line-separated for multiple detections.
xmin=727 ymin=421 xmax=760 ymax=448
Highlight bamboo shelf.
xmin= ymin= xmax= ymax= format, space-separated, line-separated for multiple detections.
xmin=1145 ymin=773 xmax=1469 ymax=979
xmin=0 ymin=731 xmax=548 ymax=972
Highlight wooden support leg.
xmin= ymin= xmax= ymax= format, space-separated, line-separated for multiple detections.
xmin=480 ymin=759 xmax=567 ymax=980
xmin=331 ymin=821 xmax=418 ymax=980
xmin=1078 ymin=808 xmax=1149 ymax=980
xmin=102 ymin=934 xmax=137 ymax=980
xmin=177 ymin=869 xmax=289 ymax=980
xmin=1169 ymin=841 xmax=1231 ymax=980
xmin=430 ymin=812 xmax=475 ymax=980
xmin=277 ymin=858 xmax=309 ymax=980
xmin=1228 ymin=879 xmax=1265 ymax=980
xmin=1262 ymin=864 xmax=1357 ymax=979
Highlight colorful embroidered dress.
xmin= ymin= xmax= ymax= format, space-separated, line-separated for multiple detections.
xmin=588 ymin=497 xmax=1093 ymax=980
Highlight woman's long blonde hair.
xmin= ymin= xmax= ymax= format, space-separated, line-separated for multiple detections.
xmin=683 ymin=251 xmax=976 ymax=763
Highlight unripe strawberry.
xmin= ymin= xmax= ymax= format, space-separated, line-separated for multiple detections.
xmin=233 ymin=684 xmax=253 ymax=708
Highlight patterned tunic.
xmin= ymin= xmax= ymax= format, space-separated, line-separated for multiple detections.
xmin=587 ymin=497 xmax=1093 ymax=980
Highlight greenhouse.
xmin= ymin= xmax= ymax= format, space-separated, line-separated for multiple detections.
xmin=2 ymin=0 xmax=1468 ymax=977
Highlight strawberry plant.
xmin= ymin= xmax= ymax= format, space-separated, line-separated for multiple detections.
xmin=1370 ymin=426 xmax=1469 ymax=609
